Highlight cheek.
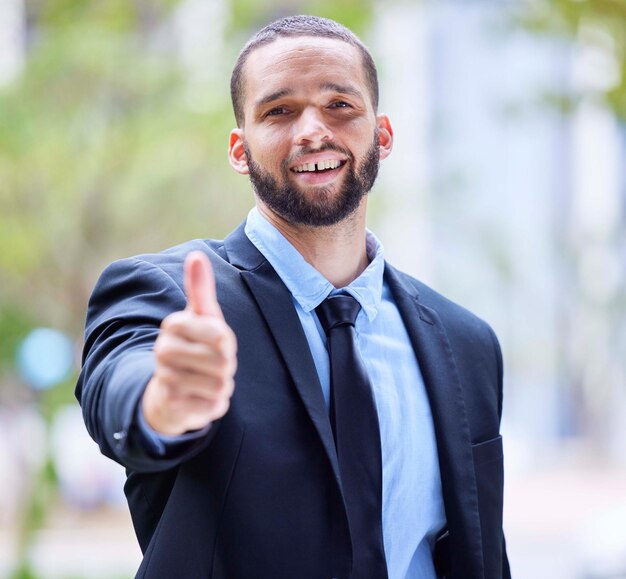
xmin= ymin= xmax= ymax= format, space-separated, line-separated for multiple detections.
xmin=335 ymin=117 xmax=376 ymax=148
xmin=252 ymin=129 xmax=289 ymax=162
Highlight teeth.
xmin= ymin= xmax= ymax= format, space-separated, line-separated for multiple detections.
xmin=293 ymin=159 xmax=342 ymax=172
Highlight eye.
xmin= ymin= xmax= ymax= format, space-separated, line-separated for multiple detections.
xmin=330 ymin=101 xmax=351 ymax=109
xmin=265 ymin=106 xmax=288 ymax=117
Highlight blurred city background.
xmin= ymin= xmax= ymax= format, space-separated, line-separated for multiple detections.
xmin=1 ymin=0 xmax=625 ymax=577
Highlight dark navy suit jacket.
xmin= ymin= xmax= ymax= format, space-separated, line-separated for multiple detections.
xmin=77 ymin=224 xmax=511 ymax=578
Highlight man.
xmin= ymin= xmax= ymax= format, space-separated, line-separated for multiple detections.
xmin=77 ymin=15 xmax=510 ymax=579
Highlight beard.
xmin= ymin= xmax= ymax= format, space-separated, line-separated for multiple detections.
xmin=245 ymin=132 xmax=380 ymax=227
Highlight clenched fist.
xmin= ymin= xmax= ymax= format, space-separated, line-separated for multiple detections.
xmin=142 ymin=251 xmax=237 ymax=435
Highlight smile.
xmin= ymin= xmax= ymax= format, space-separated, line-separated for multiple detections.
xmin=291 ymin=159 xmax=346 ymax=173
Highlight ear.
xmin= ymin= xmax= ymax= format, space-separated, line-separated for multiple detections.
xmin=228 ymin=129 xmax=249 ymax=175
xmin=376 ymin=114 xmax=394 ymax=161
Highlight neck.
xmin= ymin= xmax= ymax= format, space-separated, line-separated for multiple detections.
xmin=257 ymin=201 xmax=370 ymax=288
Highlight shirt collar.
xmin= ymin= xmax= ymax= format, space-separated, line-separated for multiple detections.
xmin=244 ymin=207 xmax=384 ymax=322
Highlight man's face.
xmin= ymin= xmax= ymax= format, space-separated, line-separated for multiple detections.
xmin=229 ymin=36 xmax=393 ymax=227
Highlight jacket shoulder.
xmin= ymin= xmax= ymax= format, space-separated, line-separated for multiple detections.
xmin=127 ymin=238 xmax=226 ymax=272
xmin=93 ymin=239 xmax=228 ymax=294
xmin=387 ymin=264 xmax=494 ymax=335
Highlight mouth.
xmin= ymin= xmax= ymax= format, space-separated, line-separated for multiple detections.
xmin=291 ymin=159 xmax=346 ymax=173
xmin=289 ymin=158 xmax=347 ymax=185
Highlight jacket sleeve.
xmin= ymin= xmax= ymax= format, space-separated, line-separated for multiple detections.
xmin=76 ymin=257 xmax=216 ymax=473
xmin=488 ymin=324 xmax=512 ymax=579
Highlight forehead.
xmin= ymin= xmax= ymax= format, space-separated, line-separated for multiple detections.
xmin=242 ymin=36 xmax=367 ymax=104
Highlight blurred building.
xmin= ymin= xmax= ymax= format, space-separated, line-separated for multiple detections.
xmin=374 ymin=0 xmax=626 ymax=469
xmin=0 ymin=0 xmax=24 ymax=87
xmin=373 ymin=5 xmax=626 ymax=574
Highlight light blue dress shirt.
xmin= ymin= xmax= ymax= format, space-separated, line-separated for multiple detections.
xmin=244 ymin=208 xmax=446 ymax=579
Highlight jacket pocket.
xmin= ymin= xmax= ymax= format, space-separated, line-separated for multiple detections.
xmin=472 ymin=435 xmax=503 ymax=466
xmin=472 ymin=435 xmax=505 ymax=578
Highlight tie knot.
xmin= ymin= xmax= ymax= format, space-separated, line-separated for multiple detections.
xmin=315 ymin=294 xmax=361 ymax=334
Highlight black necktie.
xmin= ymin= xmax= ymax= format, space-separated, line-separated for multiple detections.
xmin=315 ymin=294 xmax=388 ymax=578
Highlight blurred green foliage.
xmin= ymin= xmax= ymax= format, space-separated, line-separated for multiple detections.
xmin=1 ymin=0 xmax=244 ymax=342
xmin=11 ymin=455 xmax=56 ymax=579
xmin=0 ymin=0 xmax=374 ymax=351
xmin=0 ymin=307 xmax=35 ymax=374
xmin=230 ymin=0 xmax=372 ymax=32
xmin=517 ymin=0 xmax=626 ymax=120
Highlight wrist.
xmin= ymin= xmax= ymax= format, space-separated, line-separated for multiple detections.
xmin=141 ymin=378 xmax=186 ymax=436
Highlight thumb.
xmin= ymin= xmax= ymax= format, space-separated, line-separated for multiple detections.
xmin=184 ymin=251 xmax=223 ymax=317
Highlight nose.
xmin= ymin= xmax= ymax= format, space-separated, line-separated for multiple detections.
xmin=293 ymin=107 xmax=333 ymax=147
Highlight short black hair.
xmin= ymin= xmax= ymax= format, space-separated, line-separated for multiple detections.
xmin=230 ymin=15 xmax=379 ymax=127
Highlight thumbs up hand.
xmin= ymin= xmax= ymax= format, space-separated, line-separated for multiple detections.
xmin=142 ymin=252 xmax=237 ymax=435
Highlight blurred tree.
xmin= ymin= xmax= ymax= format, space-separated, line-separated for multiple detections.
xmin=517 ymin=0 xmax=626 ymax=120
xmin=0 ymin=0 xmax=247 ymax=343
xmin=0 ymin=0 xmax=374 ymax=345
xmin=230 ymin=0 xmax=372 ymax=33
xmin=0 ymin=6 xmax=217 ymax=573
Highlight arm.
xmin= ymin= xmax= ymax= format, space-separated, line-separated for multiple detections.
xmin=76 ymin=252 xmax=236 ymax=472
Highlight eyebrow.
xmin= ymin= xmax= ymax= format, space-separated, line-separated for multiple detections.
xmin=320 ymin=83 xmax=364 ymax=99
xmin=254 ymin=83 xmax=364 ymax=110
xmin=254 ymin=89 xmax=294 ymax=109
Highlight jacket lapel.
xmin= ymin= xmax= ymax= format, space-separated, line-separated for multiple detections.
xmin=385 ymin=264 xmax=485 ymax=578
xmin=223 ymin=224 xmax=342 ymax=489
